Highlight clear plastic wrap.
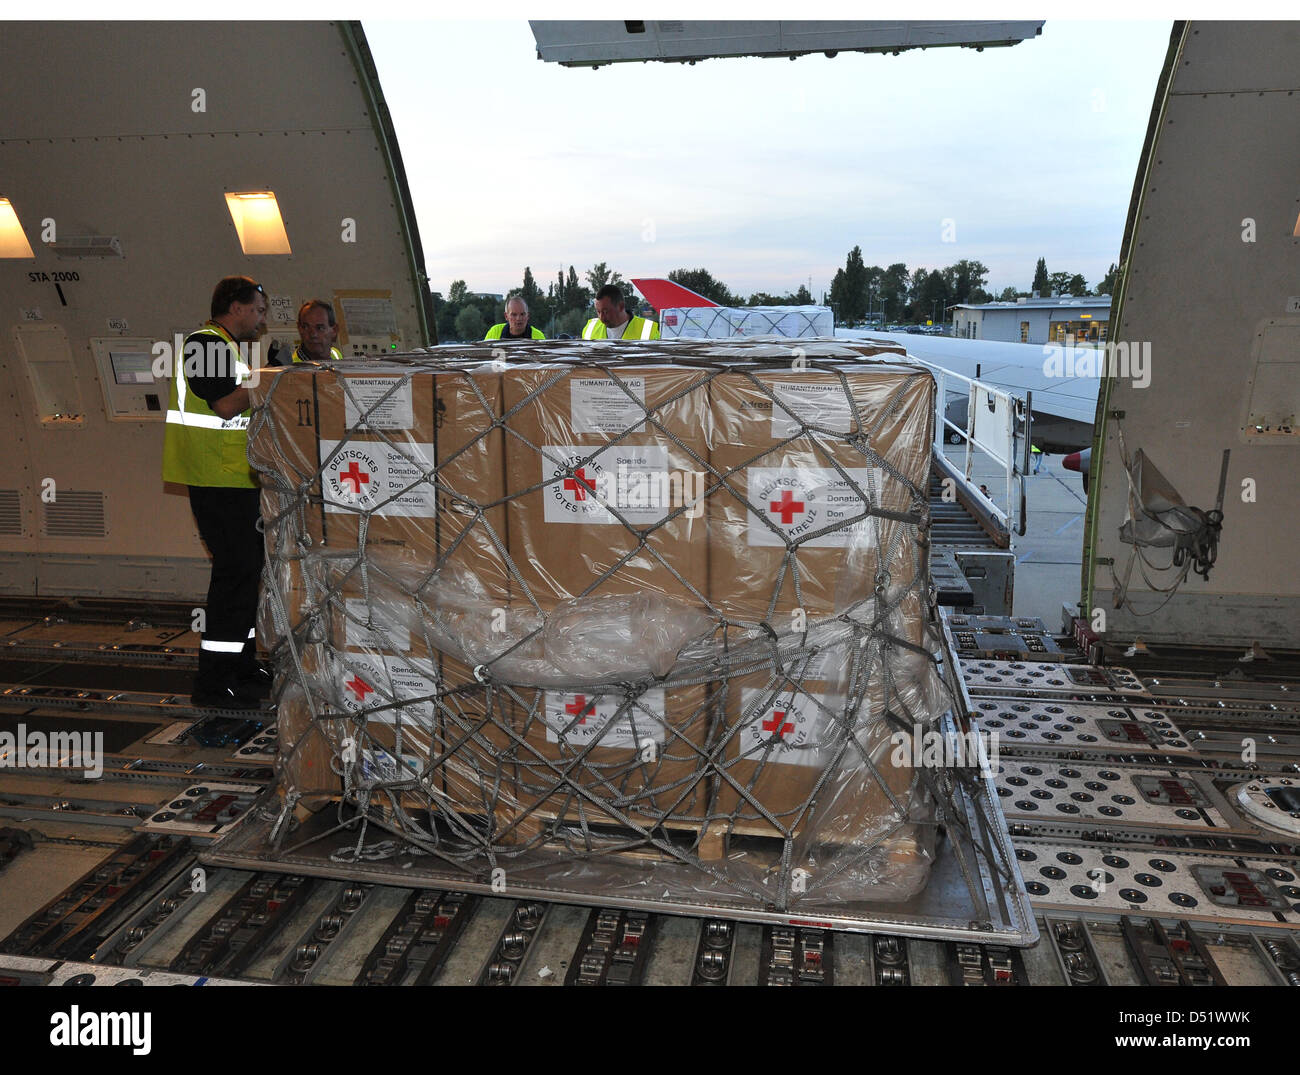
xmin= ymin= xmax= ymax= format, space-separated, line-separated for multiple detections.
xmin=248 ymin=340 xmax=955 ymax=911
xmin=658 ymin=307 xmax=835 ymax=339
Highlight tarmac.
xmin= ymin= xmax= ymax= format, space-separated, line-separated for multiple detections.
xmin=940 ymin=445 xmax=1089 ymax=630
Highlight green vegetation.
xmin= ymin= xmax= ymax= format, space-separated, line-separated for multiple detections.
xmin=430 ymin=250 xmax=1119 ymax=340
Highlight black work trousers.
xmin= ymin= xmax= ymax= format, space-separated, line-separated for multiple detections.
xmin=188 ymin=485 xmax=264 ymax=690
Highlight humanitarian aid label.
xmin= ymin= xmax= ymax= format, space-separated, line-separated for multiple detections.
xmin=737 ymin=688 xmax=843 ymax=768
xmin=542 ymin=444 xmax=672 ymax=526
xmin=769 ymin=379 xmax=855 ymax=438
xmin=543 ymin=689 xmax=667 ymax=750
xmin=334 ymin=651 xmax=438 ymax=725
xmin=343 ymin=376 xmax=414 ymax=430
xmin=320 ymin=439 xmax=437 ymax=517
xmin=570 ymin=375 xmax=646 ymax=434
xmin=344 ymin=596 xmax=412 ymax=653
xmin=745 ymin=466 xmax=884 ymax=548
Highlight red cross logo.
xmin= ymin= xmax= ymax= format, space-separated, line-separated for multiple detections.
xmin=563 ymin=468 xmax=596 ymax=501
xmin=346 ymin=675 xmax=373 ymax=701
xmin=762 ymin=710 xmax=794 ymax=738
xmin=769 ymin=489 xmax=805 ymax=524
xmin=565 ymin=694 xmax=591 ymax=724
xmin=339 ymin=462 xmax=371 ymax=495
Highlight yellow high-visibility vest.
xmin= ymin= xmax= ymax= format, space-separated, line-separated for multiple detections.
xmin=581 ymin=316 xmax=659 ymax=340
xmin=485 ymin=323 xmax=545 ymax=340
xmin=161 ymin=323 xmax=256 ymax=488
xmin=291 ymin=345 xmax=344 ymax=362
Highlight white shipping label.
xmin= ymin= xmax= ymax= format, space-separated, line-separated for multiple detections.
xmin=343 ymin=376 xmax=414 ymax=430
xmin=799 ymin=645 xmax=849 ymax=682
xmin=769 ymin=380 xmax=855 ymax=438
xmin=361 ymin=748 xmax=424 ymax=782
xmin=344 ymin=596 xmax=412 ymax=653
xmin=268 ymin=294 xmax=295 ymax=324
xmin=320 ymin=439 xmax=437 ymax=517
xmin=738 ymin=688 xmax=843 ymax=768
xmin=542 ymin=444 xmax=673 ymax=526
xmin=746 ymin=466 xmax=883 ymax=548
xmin=335 ymin=652 xmax=439 ymax=725
xmin=570 ymin=375 xmax=646 ymax=434
xmin=543 ymin=689 xmax=667 ymax=750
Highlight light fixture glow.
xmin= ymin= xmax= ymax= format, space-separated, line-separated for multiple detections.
xmin=0 ymin=198 xmax=35 ymax=259
xmin=225 ymin=191 xmax=292 ymax=255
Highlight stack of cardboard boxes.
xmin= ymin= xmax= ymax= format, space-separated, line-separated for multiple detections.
xmin=705 ymin=365 xmax=933 ymax=844
xmin=501 ymin=362 xmax=714 ymax=829
xmin=251 ymin=362 xmax=517 ymax=831
xmin=250 ymin=342 xmax=937 ymax=867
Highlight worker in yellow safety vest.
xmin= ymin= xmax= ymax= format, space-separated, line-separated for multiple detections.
xmin=291 ymin=299 xmax=344 ymax=362
xmin=582 ymin=284 xmax=660 ymax=340
xmin=485 ymin=296 xmax=546 ymax=341
xmin=161 ymin=275 xmax=271 ymax=710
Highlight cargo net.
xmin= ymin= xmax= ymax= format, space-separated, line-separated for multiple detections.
xmin=249 ymin=340 xmax=980 ymax=910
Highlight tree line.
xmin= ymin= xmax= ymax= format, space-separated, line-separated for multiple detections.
xmin=433 ymin=253 xmax=1122 ymax=339
xmin=434 ymin=263 xmax=645 ymax=342
xmin=828 ymin=247 xmax=1120 ymax=327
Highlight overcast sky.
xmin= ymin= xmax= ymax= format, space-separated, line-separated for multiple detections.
xmin=362 ymin=19 xmax=1175 ymax=301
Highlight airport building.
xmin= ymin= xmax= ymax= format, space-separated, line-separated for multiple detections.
xmin=951 ymin=295 xmax=1112 ymax=345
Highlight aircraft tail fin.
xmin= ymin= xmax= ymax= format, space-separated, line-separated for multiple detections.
xmin=631 ymin=277 xmax=720 ymax=311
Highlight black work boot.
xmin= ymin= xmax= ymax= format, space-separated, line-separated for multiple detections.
xmin=236 ymin=639 xmax=274 ymax=700
xmin=192 ymin=650 xmax=265 ymax=710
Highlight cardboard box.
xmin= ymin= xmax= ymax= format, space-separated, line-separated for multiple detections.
xmin=511 ymin=682 xmax=713 ymax=830
xmin=499 ymin=363 xmax=715 ymax=828
xmin=430 ymin=367 xmax=510 ymax=600
xmin=707 ymin=363 xmax=933 ymax=627
xmin=436 ymin=655 xmax=535 ymax=842
xmin=706 ymin=363 xmax=934 ymax=840
xmin=276 ymin=674 xmax=345 ymax=812
xmin=251 ymin=363 xmax=440 ymax=553
xmin=253 ymin=362 xmax=520 ymax=822
xmin=502 ymin=363 xmax=710 ymax=607
xmin=307 ymin=580 xmax=528 ymax=838
xmin=712 ymin=654 xmax=923 ymax=842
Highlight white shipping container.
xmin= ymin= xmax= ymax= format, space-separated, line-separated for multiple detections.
xmin=658 ymin=305 xmax=834 ymax=339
